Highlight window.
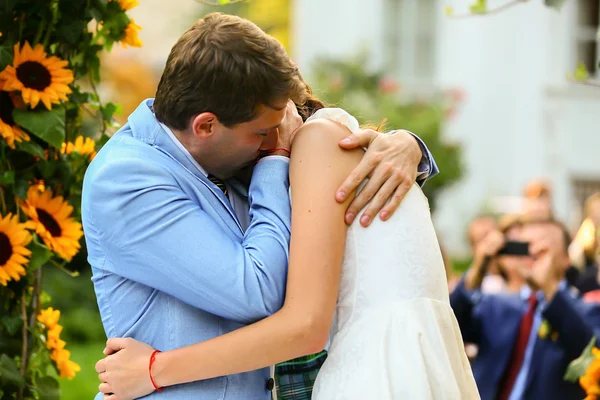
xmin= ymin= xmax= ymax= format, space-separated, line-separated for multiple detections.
xmin=571 ymin=177 xmax=600 ymax=210
xmin=575 ymin=0 xmax=600 ymax=76
xmin=383 ymin=0 xmax=437 ymax=86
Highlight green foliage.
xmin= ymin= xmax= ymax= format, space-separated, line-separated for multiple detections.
xmin=469 ymin=0 xmax=487 ymax=14
xmin=13 ymin=108 xmax=66 ymax=149
xmin=0 ymin=0 xmax=139 ymax=398
xmin=564 ymin=336 xmax=596 ymax=382
xmin=567 ymin=62 xmax=591 ymax=82
xmin=544 ymin=0 xmax=567 ymax=10
xmin=310 ymin=55 xmax=464 ymax=208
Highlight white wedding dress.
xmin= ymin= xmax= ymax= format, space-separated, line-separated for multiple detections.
xmin=303 ymin=109 xmax=480 ymax=400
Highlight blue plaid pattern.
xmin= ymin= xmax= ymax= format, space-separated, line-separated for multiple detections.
xmin=275 ymin=351 xmax=328 ymax=400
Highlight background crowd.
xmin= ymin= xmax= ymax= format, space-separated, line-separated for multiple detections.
xmin=449 ymin=181 xmax=600 ymax=398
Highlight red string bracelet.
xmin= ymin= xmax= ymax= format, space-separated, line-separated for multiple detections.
xmin=149 ymin=350 xmax=164 ymax=392
xmin=264 ymin=147 xmax=291 ymax=156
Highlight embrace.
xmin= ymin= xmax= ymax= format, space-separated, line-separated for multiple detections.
xmin=83 ymin=13 xmax=479 ymax=400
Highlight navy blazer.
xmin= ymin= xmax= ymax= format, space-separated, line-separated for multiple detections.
xmin=450 ymin=280 xmax=600 ymax=400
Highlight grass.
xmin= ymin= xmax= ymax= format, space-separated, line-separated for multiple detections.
xmin=59 ymin=340 xmax=105 ymax=399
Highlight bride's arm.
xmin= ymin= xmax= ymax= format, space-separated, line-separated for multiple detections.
xmin=97 ymin=118 xmax=363 ymax=397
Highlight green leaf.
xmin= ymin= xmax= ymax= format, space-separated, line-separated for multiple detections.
xmin=88 ymin=55 xmax=101 ymax=83
xmin=544 ymin=0 xmax=567 ymax=10
xmin=29 ymin=237 xmax=53 ymax=272
xmin=0 ymin=171 xmax=15 ymax=185
xmin=55 ymin=20 xmax=87 ymax=45
xmin=218 ymin=0 xmax=231 ymax=4
xmin=0 ymin=354 xmax=25 ymax=388
xmin=40 ymin=290 xmax=52 ymax=306
xmin=36 ymin=159 xmax=57 ymax=180
xmin=0 ymin=45 xmax=13 ymax=70
xmin=470 ymin=0 xmax=487 ymax=14
xmin=35 ymin=376 xmax=61 ymax=400
xmin=565 ymin=336 xmax=596 ymax=382
xmin=574 ymin=62 xmax=590 ymax=82
xmin=13 ymin=179 xmax=30 ymax=200
xmin=12 ymin=108 xmax=66 ymax=149
xmin=1 ymin=315 xmax=23 ymax=336
xmin=101 ymin=102 xmax=120 ymax=121
xmin=97 ymin=133 xmax=111 ymax=148
xmin=16 ymin=140 xmax=46 ymax=159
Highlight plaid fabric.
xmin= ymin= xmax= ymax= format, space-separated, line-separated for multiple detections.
xmin=275 ymin=351 xmax=328 ymax=400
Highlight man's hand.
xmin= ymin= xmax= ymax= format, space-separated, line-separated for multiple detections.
xmin=336 ymin=129 xmax=422 ymax=227
xmin=465 ymin=230 xmax=505 ymax=290
xmin=95 ymin=338 xmax=157 ymax=400
xmin=520 ymin=227 xmax=567 ymax=302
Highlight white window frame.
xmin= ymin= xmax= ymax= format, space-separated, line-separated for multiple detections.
xmin=383 ymin=0 xmax=437 ymax=89
xmin=574 ymin=0 xmax=600 ymax=77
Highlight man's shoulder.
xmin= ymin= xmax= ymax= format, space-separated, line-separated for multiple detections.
xmin=475 ymin=290 xmax=524 ymax=315
xmin=88 ymin=130 xmax=172 ymax=180
xmin=82 ymin=130 xmax=180 ymax=216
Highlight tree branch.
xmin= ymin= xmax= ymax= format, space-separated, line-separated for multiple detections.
xmin=17 ymin=294 xmax=28 ymax=400
xmin=449 ymin=0 xmax=530 ymax=18
xmin=195 ymin=0 xmax=246 ymax=5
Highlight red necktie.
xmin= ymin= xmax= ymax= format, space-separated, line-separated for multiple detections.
xmin=497 ymin=294 xmax=539 ymax=400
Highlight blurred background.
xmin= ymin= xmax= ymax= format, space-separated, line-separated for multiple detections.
xmin=51 ymin=0 xmax=600 ymax=397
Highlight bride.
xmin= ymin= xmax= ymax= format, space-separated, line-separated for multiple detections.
xmin=96 ymin=95 xmax=479 ymax=400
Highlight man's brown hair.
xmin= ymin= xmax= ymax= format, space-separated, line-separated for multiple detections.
xmin=154 ymin=13 xmax=307 ymax=130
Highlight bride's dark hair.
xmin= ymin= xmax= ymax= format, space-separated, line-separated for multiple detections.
xmin=295 ymin=73 xmax=326 ymax=122
xmin=294 ymin=75 xmax=385 ymax=131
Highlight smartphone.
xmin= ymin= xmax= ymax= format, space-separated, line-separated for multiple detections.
xmin=498 ymin=241 xmax=530 ymax=256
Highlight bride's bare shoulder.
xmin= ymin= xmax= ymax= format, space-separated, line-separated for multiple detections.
xmin=292 ymin=117 xmax=354 ymax=148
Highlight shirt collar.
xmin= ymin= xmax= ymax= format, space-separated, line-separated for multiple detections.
xmin=158 ymin=122 xmax=209 ymax=178
xmin=519 ymin=280 xmax=568 ymax=303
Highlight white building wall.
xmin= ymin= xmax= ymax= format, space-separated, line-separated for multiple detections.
xmin=294 ymin=0 xmax=600 ymax=256
xmin=292 ymin=0 xmax=386 ymax=73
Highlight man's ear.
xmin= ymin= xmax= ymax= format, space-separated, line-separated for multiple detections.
xmin=192 ymin=112 xmax=218 ymax=138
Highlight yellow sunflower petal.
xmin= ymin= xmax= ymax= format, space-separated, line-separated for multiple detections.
xmin=4 ymin=42 xmax=73 ymax=109
xmin=0 ymin=213 xmax=32 ymax=285
xmin=20 ymin=186 xmax=82 ymax=260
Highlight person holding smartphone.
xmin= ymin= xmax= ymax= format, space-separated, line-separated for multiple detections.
xmin=450 ymin=217 xmax=600 ymax=400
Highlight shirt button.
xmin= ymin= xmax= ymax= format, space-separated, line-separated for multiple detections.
xmin=266 ymin=378 xmax=275 ymax=391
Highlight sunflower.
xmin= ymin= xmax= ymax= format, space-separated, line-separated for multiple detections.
xmin=37 ymin=307 xmax=61 ymax=330
xmin=0 ymin=213 xmax=32 ymax=286
xmin=120 ymin=19 xmax=143 ymax=48
xmin=0 ymin=41 xmax=74 ymax=110
xmin=61 ymin=136 xmax=97 ymax=160
xmin=19 ymin=186 xmax=83 ymax=261
xmin=0 ymin=85 xmax=30 ymax=149
xmin=116 ymin=0 xmax=139 ymax=10
xmin=51 ymin=348 xmax=81 ymax=379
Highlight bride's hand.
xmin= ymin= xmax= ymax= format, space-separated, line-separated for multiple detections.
xmin=336 ymin=129 xmax=421 ymax=227
xmin=95 ymin=338 xmax=157 ymax=400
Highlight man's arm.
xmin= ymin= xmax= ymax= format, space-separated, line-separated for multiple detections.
xmin=449 ymin=230 xmax=506 ymax=343
xmin=86 ymin=156 xmax=291 ymax=324
xmin=449 ymin=278 xmax=484 ymax=344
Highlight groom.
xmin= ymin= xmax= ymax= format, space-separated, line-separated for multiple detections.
xmin=84 ymin=12 xmax=438 ymax=399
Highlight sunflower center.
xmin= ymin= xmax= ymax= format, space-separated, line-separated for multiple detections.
xmin=0 ymin=232 xmax=13 ymax=265
xmin=0 ymin=91 xmax=16 ymax=126
xmin=36 ymin=209 xmax=62 ymax=237
xmin=16 ymin=61 xmax=52 ymax=91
